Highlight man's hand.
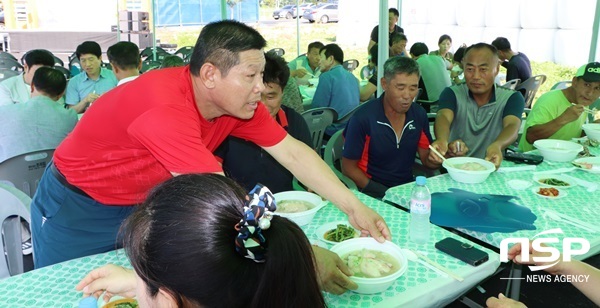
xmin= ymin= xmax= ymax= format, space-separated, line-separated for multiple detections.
xmin=312 ymin=246 xmax=358 ymax=294
xmin=75 ymin=264 xmax=136 ymax=303
xmin=506 ymin=242 xmax=563 ymax=275
xmin=485 ymin=142 xmax=503 ymax=169
xmin=346 ymin=204 xmax=390 ymax=243
xmin=486 ymin=293 xmax=527 ymax=308
xmin=447 ymin=139 xmax=469 ymax=157
xmin=560 ymin=104 xmax=585 ymax=123
xmin=428 ymin=139 xmax=449 ymax=164
xmin=291 ymin=68 xmax=309 ymax=78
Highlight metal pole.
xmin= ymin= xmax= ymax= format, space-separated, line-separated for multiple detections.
xmin=152 ymin=0 xmax=157 ymax=61
xmin=397 ymin=0 xmax=402 ymax=28
xmin=589 ymin=0 xmax=600 ymax=61
xmin=296 ymin=0 xmax=300 ymax=57
xmin=221 ymin=0 xmax=228 ymax=20
xmin=377 ymin=0 xmax=389 ymax=97
xmin=116 ymin=0 xmax=120 ymax=42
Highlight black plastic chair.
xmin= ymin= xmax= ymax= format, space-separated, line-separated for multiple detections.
xmin=53 ymin=66 xmax=71 ymax=80
xmin=267 ymin=48 xmax=285 ymax=57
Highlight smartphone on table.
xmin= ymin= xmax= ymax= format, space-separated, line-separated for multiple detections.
xmin=435 ymin=237 xmax=489 ymax=266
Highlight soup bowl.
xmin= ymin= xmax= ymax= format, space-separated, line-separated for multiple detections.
xmin=533 ymin=139 xmax=583 ymax=162
xmin=273 ymin=191 xmax=327 ymax=226
xmin=330 ymin=238 xmax=408 ymax=294
xmin=443 ymin=157 xmax=495 ymax=184
xmin=582 ymin=123 xmax=600 ymax=142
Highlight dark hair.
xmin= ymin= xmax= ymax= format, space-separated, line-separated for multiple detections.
xmin=438 ymin=34 xmax=452 ymax=45
xmin=389 ymin=8 xmax=399 ymax=17
xmin=307 ymin=41 xmax=324 ymax=53
xmin=369 ymin=44 xmax=379 ymax=66
xmin=122 ymin=174 xmax=325 ymax=308
xmin=264 ymin=51 xmax=289 ymax=90
xmin=32 ymin=67 xmax=67 ymax=98
xmin=410 ymin=42 xmax=429 ymax=57
xmin=24 ymin=49 xmax=55 ymax=67
xmin=383 ymin=56 xmax=420 ymax=81
xmin=391 ymin=33 xmax=407 ymax=45
xmin=189 ymin=20 xmax=266 ymax=77
xmin=453 ymin=46 xmax=467 ymax=63
xmin=76 ymin=41 xmax=102 ymax=59
xmin=491 ymin=37 xmax=511 ymax=51
xmin=464 ymin=43 xmax=499 ymax=60
xmin=320 ymin=43 xmax=344 ymax=64
xmin=107 ymin=42 xmax=140 ymax=71
xmin=161 ymin=55 xmax=185 ymax=68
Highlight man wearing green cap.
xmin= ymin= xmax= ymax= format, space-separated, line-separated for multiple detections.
xmin=518 ymin=62 xmax=600 ymax=152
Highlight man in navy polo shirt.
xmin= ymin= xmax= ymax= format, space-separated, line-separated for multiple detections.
xmin=342 ymin=56 xmax=441 ymax=198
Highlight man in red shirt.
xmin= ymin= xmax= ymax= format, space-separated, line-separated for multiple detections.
xmin=30 ymin=20 xmax=390 ymax=293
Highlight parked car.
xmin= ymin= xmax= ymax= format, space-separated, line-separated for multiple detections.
xmin=292 ymin=3 xmax=314 ymax=18
xmin=303 ymin=3 xmax=339 ymax=23
xmin=273 ymin=5 xmax=295 ymax=20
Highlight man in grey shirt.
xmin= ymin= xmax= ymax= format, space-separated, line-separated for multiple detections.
xmin=0 ymin=67 xmax=77 ymax=163
xmin=429 ymin=43 xmax=524 ymax=168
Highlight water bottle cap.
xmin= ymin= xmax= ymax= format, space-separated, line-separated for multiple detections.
xmin=416 ymin=176 xmax=426 ymax=185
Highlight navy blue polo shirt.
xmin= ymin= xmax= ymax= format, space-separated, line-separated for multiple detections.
xmin=343 ymin=93 xmax=432 ymax=187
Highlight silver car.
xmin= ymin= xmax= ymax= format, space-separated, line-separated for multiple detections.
xmin=303 ymin=3 xmax=339 ymax=23
xmin=273 ymin=5 xmax=295 ymax=20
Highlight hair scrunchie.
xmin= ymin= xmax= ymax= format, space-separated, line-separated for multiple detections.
xmin=234 ymin=184 xmax=277 ymax=263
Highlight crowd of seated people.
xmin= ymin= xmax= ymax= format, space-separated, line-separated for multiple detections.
xmin=3 ymin=12 xmax=600 ymax=307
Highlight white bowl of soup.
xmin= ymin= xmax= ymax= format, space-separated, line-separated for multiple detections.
xmin=443 ymin=157 xmax=495 ymax=184
xmin=533 ymin=139 xmax=583 ymax=162
xmin=582 ymin=123 xmax=600 ymax=142
xmin=330 ymin=238 xmax=407 ymax=294
xmin=273 ymin=191 xmax=327 ymax=226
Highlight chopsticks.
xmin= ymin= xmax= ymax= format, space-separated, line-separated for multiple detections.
xmin=428 ymin=145 xmax=447 ymax=162
xmin=571 ymin=103 xmax=596 ymax=115
xmin=413 ymin=250 xmax=465 ymax=282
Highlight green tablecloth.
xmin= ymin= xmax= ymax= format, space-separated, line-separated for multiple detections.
xmin=0 ymin=192 xmax=500 ymax=308
xmin=384 ymin=148 xmax=600 ymax=259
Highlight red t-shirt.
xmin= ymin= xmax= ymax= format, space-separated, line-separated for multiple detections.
xmin=54 ymin=67 xmax=287 ymax=205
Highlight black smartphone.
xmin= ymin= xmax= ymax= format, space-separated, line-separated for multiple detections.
xmin=435 ymin=238 xmax=489 ymax=266
xmin=504 ymin=150 xmax=544 ymax=165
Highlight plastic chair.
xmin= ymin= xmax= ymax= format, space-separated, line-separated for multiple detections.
xmin=68 ymin=55 xmax=81 ymax=77
xmin=174 ymin=46 xmax=194 ymax=62
xmin=267 ymin=48 xmax=285 ymax=57
xmin=501 ymin=78 xmax=521 ymax=90
xmin=141 ymin=59 xmax=161 ymax=73
xmin=52 ymin=55 xmax=64 ymax=68
xmin=342 ymin=59 xmax=359 ymax=73
xmin=140 ymin=46 xmax=170 ymax=59
xmin=0 ymin=52 xmax=17 ymax=62
xmin=514 ymin=75 xmax=547 ymax=108
xmin=360 ymin=65 xmax=374 ymax=80
xmin=100 ymin=62 xmax=112 ymax=71
xmin=550 ymin=80 xmax=572 ymax=90
xmin=0 ymin=58 xmax=23 ymax=72
xmin=301 ymin=107 xmax=337 ymax=153
xmin=323 ymin=129 xmax=357 ymax=189
xmin=0 ymin=149 xmax=55 ymax=198
xmin=0 ymin=184 xmax=32 ymax=279
xmin=53 ymin=66 xmax=71 ymax=80
xmin=334 ymin=104 xmax=362 ymax=127
xmin=0 ymin=69 xmax=20 ymax=82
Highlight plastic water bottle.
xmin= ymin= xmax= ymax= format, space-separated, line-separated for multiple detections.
xmin=410 ymin=176 xmax=431 ymax=244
